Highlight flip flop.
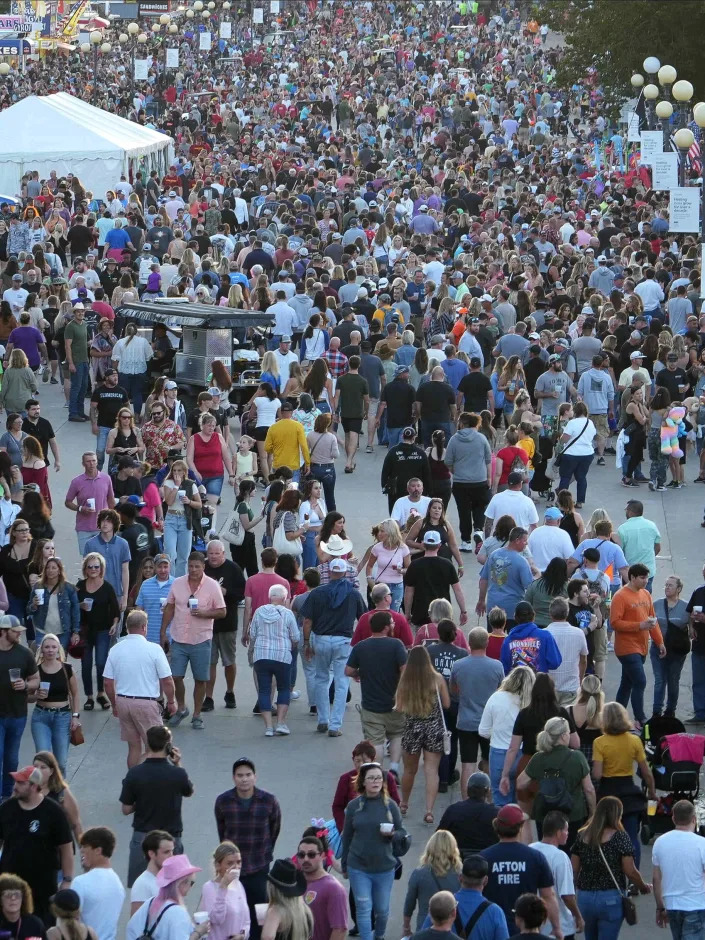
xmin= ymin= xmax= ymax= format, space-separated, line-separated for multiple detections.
xmin=399 ymin=802 xmax=409 ymax=816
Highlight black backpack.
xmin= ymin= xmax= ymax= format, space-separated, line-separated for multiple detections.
xmin=135 ymin=901 xmax=177 ymax=940
xmin=537 ymin=751 xmax=574 ymax=816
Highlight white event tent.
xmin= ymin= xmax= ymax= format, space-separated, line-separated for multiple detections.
xmin=0 ymin=93 xmax=174 ymax=198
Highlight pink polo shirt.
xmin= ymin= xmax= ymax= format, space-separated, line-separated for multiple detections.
xmin=167 ymin=573 xmax=226 ymax=644
xmin=65 ymin=471 xmax=114 ymax=532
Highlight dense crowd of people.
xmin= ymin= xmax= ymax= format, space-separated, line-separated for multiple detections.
xmin=0 ymin=1 xmax=705 ymax=939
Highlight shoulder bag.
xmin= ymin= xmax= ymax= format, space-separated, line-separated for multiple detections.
xmin=219 ymin=505 xmax=246 ymax=546
xmin=598 ymin=843 xmax=637 ymax=925
xmin=436 ymin=684 xmax=452 ymax=756
xmin=273 ymin=511 xmax=297 ymax=556
xmin=553 ymin=418 xmax=590 ymax=470
xmin=663 ymin=599 xmax=691 ymax=656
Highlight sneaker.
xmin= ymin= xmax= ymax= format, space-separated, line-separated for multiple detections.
xmin=438 ymin=781 xmax=448 ymax=793
xmin=309 ymin=705 xmax=317 ymax=716
xmin=604 ymin=445 xmax=616 ymax=455
xmin=191 ymin=716 xmax=204 ymax=730
xmin=274 ymin=724 xmax=291 ymax=735
xmin=607 ymin=640 xmax=614 ymax=652
xmin=42 ymin=370 xmax=49 ymax=384
xmin=621 ymin=478 xmax=637 ymax=487
xmin=224 ymin=691 xmax=236 ymax=709
xmin=666 ymin=480 xmax=679 ymax=488
xmin=316 ymin=723 xmax=328 ymax=733
xmin=252 ymin=703 xmax=261 ymax=714
xmin=328 ymin=729 xmax=343 ymax=737
xmin=265 ymin=727 xmax=274 ymax=737
xmin=290 ymin=690 xmax=301 ymax=700
xmin=656 ymin=484 xmax=667 ymax=491
xmin=201 ymin=696 xmax=214 ymax=712
xmin=168 ymin=708 xmax=189 ymax=727
xmin=648 ymin=481 xmax=655 ymax=491
xmin=50 ymin=377 xmax=58 ymax=385
xmin=460 ymin=540 xmax=473 ymax=552
xmin=596 ymin=457 xmax=605 ymax=466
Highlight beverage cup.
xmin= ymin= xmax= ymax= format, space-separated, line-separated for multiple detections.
xmin=177 ymin=489 xmax=186 ymax=502
xmin=647 ymin=799 xmax=657 ymax=817
xmin=255 ymin=905 xmax=268 ymax=926
xmin=380 ymin=822 xmax=394 ymax=835
xmin=160 ymin=596 xmax=168 ymax=609
xmin=83 ymin=597 xmax=94 ymax=611
xmin=228 ymin=867 xmax=240 ymax=881
xmin=8 ymin=669 xmax=20 ymax=682
xmin=35 ymin=589 xmax=45 ymax=604
xmin=694 ymin=606 xmax=703 ymax=614
xmin=189 ymin=597 xmax=199 ymax=611
xmin=86 ymin=498 xmax=96 ymax=511
xmin=193 ymin=913 xmax=209 ymax=925
xmin=39 ymin=681 xmax=50 ymax=692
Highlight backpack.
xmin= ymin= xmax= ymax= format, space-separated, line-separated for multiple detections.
xmin=135 ymin=901 xmax=176 ymax=940
xmin=536 ymin=751 xmax=574 ymax=816
xmin=454 ymin=900 xmax=491 ymax=939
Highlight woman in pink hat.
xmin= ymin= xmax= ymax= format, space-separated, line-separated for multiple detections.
xmin=127 ymin=854 xmax=209 ymax=940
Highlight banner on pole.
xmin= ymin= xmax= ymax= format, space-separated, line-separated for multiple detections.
xmin=651 ymin=152 xmax=678 ymax=191
xmin=199 ymin=30 xmax=211 ymax=49
xmin=166 ymin=47 xmax=179 ymax=67
xmin=134 ymin=58 xmax=149 ymax=79
xmin=627 ymin=112 xmax=641 ymax=142
xmin=271 ymin=0 xmax=280 ymax=11
xmin=669 ymin=187 xmax=700 ymax=233
xmin=253 ymin=7 xmax=263 ymax=23
xmin=640 ymin=130 xmax=663 ymax=165
xmin=219 ymin=20 xmax=231 ymax=38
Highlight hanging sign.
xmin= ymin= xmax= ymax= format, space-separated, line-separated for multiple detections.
xmin=669 ymin=186 xmax=700 ymax=232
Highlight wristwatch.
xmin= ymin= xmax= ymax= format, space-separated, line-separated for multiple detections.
xmin=72 ymin=713 xmax=80 ymax=719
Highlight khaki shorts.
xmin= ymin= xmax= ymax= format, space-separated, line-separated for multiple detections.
xmin=210 ymin=631 xmax=237 ymax=668
xmin=360 ymin=707 xmax=406 ymax=745
xmin=591 ymin=413 xmax=610 ymax=440
xmin=116 ymin=697 xmax=162 ymax=745
xmin=592 ymin=625 xmax=607 ymax=662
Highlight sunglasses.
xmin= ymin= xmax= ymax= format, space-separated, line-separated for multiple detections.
xmin=296 ymin=851 xmax=319 ymax=859
xmin=86 ymin=564 xmax=101 ymax=570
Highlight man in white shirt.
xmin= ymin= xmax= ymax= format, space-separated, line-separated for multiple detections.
xmin=270 ymin=271 xmax=296 ymax=300
xmin=129 ymin=830 xmax=175 ymax=916
xmin=2 ymin=274 xmax=28 ymax=313
xmin=273 ymin=336 xmax=299 ymax=384
xmin=545 ymin=597 xmax=589 ymax=703
xmin=530 ymin=811 xmax=584 ymax=938
xmin=653 ymin=799 xmax=705 ymax=933
xmin=391 ymin=479 xmax=432 ymax=527
xmin=634 ymin=268 xmax=665 ymax=316
xmin=74 ymin=827 xmax=126 ymax=940
xmin=528 ymin=507 xmax=575 ymax=572
xmin=267 ymin=292 xmax=297 ymax=344
xmin=164 ymin=191 xmax=185 ymax=223
xmin=231 ymin=188 xmax=249 ymax=226
xmin=102 ymin=610 xmax=176 ymax=768
xmin=483 ymin=472 xmax=539 ymax=537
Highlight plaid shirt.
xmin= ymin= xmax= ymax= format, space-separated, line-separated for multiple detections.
xmin=324 ymin=349 xmax=348 ymax=379
xmin=214 ymin=787 xmax=281 ymax=875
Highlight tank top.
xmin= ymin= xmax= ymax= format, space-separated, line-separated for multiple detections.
xmin=193 ymin=432 xmax=223 ymax=478
xmin=560 ymin=510 xmax=580 ymax=548
xmin=236 ymin=451 xmax=256 ymax=477
xmin=428 ymin=453 xmax=451 ymax=481
xmin=114 ymin=429 xmax=138 ymax=450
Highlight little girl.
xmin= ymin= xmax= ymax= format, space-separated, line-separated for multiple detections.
xmin=518 ymin=419 xmax=537 ymax=496
xmin=234 ymin=436 xmax=257 ymax=485
xmin=143 ymin=264 xmax=163 ymax=299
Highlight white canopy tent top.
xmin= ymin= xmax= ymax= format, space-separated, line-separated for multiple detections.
xmin=0 ymin=93 xmax=174 ymax=198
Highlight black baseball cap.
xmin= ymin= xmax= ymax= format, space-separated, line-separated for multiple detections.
xmin=462 ymin=855 xmax=489 ymax=879
xmin=232 ymin=757 xmax=256 ymax=773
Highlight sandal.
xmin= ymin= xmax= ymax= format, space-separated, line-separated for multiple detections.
xmin=97 ymin=694 xmax=110 ymax=710
xmin=399 ymin=802 xmax=409 ymax=816
xmin=423 ymin=812 xmax=434 ymax=825
xmin=84 ymin=698 xmax=95 ymax=711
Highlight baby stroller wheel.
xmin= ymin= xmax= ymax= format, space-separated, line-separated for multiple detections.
xmin=640 ymin=824 xmax=651 ymax=845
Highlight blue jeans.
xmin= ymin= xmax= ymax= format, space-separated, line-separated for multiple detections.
xmin=299 ymin=645 xmax=317 ymax=707
xmin=0 ymin=716 xmax=27 ymax=798
xmin=302 ymin=529 xmax=318 ymax=570
xmin=6 ymin=593 xmax=26 ymax=625
xmin=312 ymin=634 xmax=351 ymax=731
xmin=118 ymin=372 xmax=146 ymax=416
xmin=95 ymin=426 xmax=111 ymax=471
xmin=254 ymin=659 xmax=291 ymax=710
xmin=82 ymin=630 xmax=111 ymax=696
xmin=693 ymin=652 xmax=705 ymax=719
xmin=309 ymin=464 xmax=336 ymax=511
xmin=616 ymin=652 xmax=647 ymax=723
xmin=69 ymin=361 xmax=89 ymax=418
xmin=387 ymin=582 xmax=403 ymax=611
xmin=667 ymin=909 xmax=705 ymax=940
xmin=34 ymin=628 xmax=71 ymax=651
xmin=420 ymin=420 xmax=453 ymax=448
xmin=489 ymin=745 xmax=520 ymax=806
xmin=347 ymin=867 xmax=395 ymax=940
xmin=386 ymin=426 xmax=404 ymax=448
xmin=650 ymin=645 xmax=686 ymax=715
xmin=31 ymin=706 xmax=71 ymax=776
xmin=164 ymin=513 xmax=191 ymax=576
xmin=577 ymin=888 xmax=623 ymax=940
xmin=558 ymin=452 xmax=594 ymax=503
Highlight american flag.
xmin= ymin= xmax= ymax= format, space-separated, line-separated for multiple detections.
xmin=670 ymin=133 xmax=702 ymax=174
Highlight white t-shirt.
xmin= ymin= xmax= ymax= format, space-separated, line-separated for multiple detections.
xmin=530 ymin=841 xmax=576 ymax=936
xmin=73 ymin=867 xmax=126 ymax=940
xmin=254 ymin=396 xmax=281 ymax=428
xmin=561 ymin=416 xmax=596 ymax=456
xmin=484 ymin=490 xmax=539 ymax=532
xmin=131 ymin=868 xmax=159 ymax=905
xmin=390 ymin=495 xmax=431 ymax=527
xmin=528 ymin=525 xmax=575 ymax=571
xmin=127 ymin=901 xmax=193 ymax=940
xmin=651 ymin=828 xmax=705 ymax=911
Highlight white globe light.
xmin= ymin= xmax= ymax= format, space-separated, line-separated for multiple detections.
xmin=674 ymin=127 xmax=695 ymax=150
xmin=127 ymin=21 xmax=139 ymax=35
xmin=673 ymin=79 xmax=694 ymax=102
xmin=169 ymin=23 xmax=178 ymax=32
xmin=208 ymin=1 xmax=216 ymax=8
xmin=630 ymin=74 xmax=644 ymax=88
xmin=202 ymin=9 xmax=210 ymax=17
xmin=0 ymin=63 xmax=10 ymax=76
xmin=80 ymin=42 xmax=91 ymax=53
xmin=644 ymin=83 xmax=659 ymax=100
xmin=101 ymin=42 xmax=111 ymax=53
xmin=655 ymin=101 xmax=673 ymax=119
xmin=160 ymin=13 xmax=170 ymax=24
xmin=658 ymin=64 xmax=677 ymax=85
xmin=643 ymin=56 xmax=661 ymax=74
xmin=153 ymin=22 xmax=161 ymax=31
xmin=138 ymin=32 xmax=148 ymax=42
xmin=223 ymin=1 xmax=231 ymax=8
xmin=118 ymin=33 xmax=128 ymax=43
xmin=193 ymin=0 xmax=204 ymax=9
xmin=185 ymin=9 xmax=194 ymax=17
xmin=90 ymin=29 xmax=102 ymax=44
xmin=693 ymin=102 xmax=705 ymax=127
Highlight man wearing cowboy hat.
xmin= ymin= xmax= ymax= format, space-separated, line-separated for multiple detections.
xmin=317 ymin=534 xmax=359 ymax=587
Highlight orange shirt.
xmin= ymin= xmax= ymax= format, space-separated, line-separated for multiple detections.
xmin=451 ymin=320 xmax=466 ymax=345
xmin=610 ymin=585 xmax=663 ymax=657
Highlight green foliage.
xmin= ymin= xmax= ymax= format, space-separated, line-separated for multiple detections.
xmin=543 ymin=0 xmax=705 ymax=112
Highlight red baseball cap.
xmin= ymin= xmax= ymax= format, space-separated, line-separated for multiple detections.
xmin=496 ymin=804 xmax=529 ymax=826
xmin=10 ymin=766 xmax=42 ymax=784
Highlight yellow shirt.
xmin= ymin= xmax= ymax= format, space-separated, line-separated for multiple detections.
xmin=264 ymin=419 xmax=311 ymax=471
xmin=593 ymin=732 xmax=646 ymax=777
xmin=518 ymin=437 xmax=535 ymax=470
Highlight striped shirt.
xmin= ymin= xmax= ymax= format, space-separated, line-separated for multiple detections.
xmin=546 ymin=621 xmax=589 ymax=694
xmin=250 ymin=604 xmax=300 ymax=664
xmin=136 ymin=574 xmax=175 ymax=644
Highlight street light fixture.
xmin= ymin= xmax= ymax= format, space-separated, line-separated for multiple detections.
xmin=193 ymin=0 xmax=204 ymax=9
xmin=0 ymin=63 xmax=10 ymax=78
xmin=693 ymin=106 xmax=705 ymax=299
xmin=657 ymin=64 xmax=677 ymax=100
xmin=673 ymin=79 xmax=694 ymax=129
xmin=644 ymin=83 xmax=659 ymax=130
xmin=674 ymin=127 xmax=695 ymax=186
xmin=656 ymin=100 xmax=673 ymax=151
xmin=631 ymin=74 xmax=644 ymax=89
xmin=88 ymin=30 xmax=106 ymax=106
xmin=185 ymin=9 xmax=194 ymax=17
xmin=643 ymin=56 xmax=661 ymax=76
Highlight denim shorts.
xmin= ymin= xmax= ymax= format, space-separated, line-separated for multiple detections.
xmin=170 ymin=639 xmax=212 ymax=681
xmin=201 ymin=476 xmax=224 ymax=497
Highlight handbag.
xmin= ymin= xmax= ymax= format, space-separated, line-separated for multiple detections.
xmin=62 ymin=664 xmax=83 ymax=747
xmin=436 ymin=685 xmax=451 ymax=756
xmin=553 ymin=418 xmax=590 ymax=470
xmin=219 ymin=508 xmax=246 ymax=546
xmin=273 ymin=513 xmax=297 ymax=556
xmin=663 ymin=599 xmax=691 ymax=656
xmin=598 ymin=844 xmax=637 ymax=925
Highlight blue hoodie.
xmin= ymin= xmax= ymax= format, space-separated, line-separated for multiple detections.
xmin=500 ymin=622 xmax=562 ymax=675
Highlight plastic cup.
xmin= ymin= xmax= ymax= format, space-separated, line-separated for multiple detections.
xmin=177 ymin=489 xmax=186 ymax=501
xmin=35 ymin=589 xmax=44 ymax=604
xmin=83 ymin=598 xmax=94 ymax=611
xmin=255 ymin=904 xmax=268 ymax=926
xmin=193 ymin=913 xmax=209 ymax=925
xmin=189 ymin=597 xmax=199 ymax=610
xmin=694 ymin=606 xmax=703 ymax=614
xmin=8 ymin=669 xmax=20 ymax=682
xmin=39 ymin=681 xmax=50 ymax=691
xmin=160 ymin=596 xmax=168 ymax=609
xmin=380 ymin=822 xmax=394 ymax=834
xmin=86 ymin=498 xmax=96 ymax=511
xmin=648 ymin=799 xmax=657 ymax=817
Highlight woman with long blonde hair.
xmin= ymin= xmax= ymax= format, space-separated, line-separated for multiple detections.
xmin=31 ymin=632 xmax=80 ymax=775
xmin=402 ymin=830 xmax=461 ymax=934
xmin=261 ymin=863 xmax=313 ymax=940
xmin=365 ymin=517 xmax=410 ymax=611
xmin=568 ymin=674 xmax=605 ymax=766
xmin=395 ymin=646 xmax=450 ymax=823
xmin=479 ymin=665 xmax=535 ymax=806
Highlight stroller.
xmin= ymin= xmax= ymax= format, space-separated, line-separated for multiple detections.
xmin=639 ymin=714 xmax=705 ymax=844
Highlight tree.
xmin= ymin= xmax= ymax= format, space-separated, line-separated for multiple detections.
xmin=543 ymin=1 xmax=705 ymax=115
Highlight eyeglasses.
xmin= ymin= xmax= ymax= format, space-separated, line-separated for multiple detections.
xmin=1 ymin=891 xmax=22 ymax=901
xmin=14 ymin=528 xmax=29 ymax=533
xmin=365 ymin=776 xmax=384 ymax=783
xmin=296 ymin=851 xmax=319 ymax=859
xmin=86 ymin=564 xmax=101 ymax=569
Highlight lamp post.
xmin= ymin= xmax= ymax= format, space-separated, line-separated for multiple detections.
xmin=672 ymin=79 xmax=694 ymax=129
xmin=644 ymin=83 xmax=659 ymax=129
xmin=657 ymin=63 xmax=677 ymax=101
xmin=674 ymin=127 xmax=694 ymax=187
xmin=656 ymin=100 xmax=673 ymax=151
xmin=85 ymin=30 xmax=111 ymax=107
xmin=693 ymin=102 xmax=705 ymax=300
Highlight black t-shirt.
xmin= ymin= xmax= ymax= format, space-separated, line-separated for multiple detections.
xmin=0 ymin=796 xmax=72 ymax=919
xmin=457 ymin=372 xmax=492 ymax=413
xmin=425 ymin=641 xmax=468 ymax=685
xmin=416 ymin=381 xmax=455 ymax=422
xmin=512 ymin=705 xmax=576 ymax=756
xmin=336 ymin=373 xmax=369 ymax=419
xmin=0 ymin=912 xmax=47 ymax=940
xmin=480 ymin=842 xmax=553 ymax=935
xmin=404 ymin=556 xmax=459 ymax=625
xmin=346 ymin=636 xmax=407 ymax=712
xmin=113 ymin=476 xmax=142 ymax=501
xmin=381 ymin=379 xmax=416 ymax=428
xmin=67 ymin=225 xmax=93 ymax=255
xmin=0 ymin=645 xmax=38 ymax=718
xmin=655 ymin=366 xmax=688 ymax=401
xmin=120 ymin=522 xmax=151 ymax=585
xmin=188 ymin=407 xmax=227 ymax=436
xmin=436 ymin=800 xmax=499 ymax=856
xmin=205 ymin=559 xmax=246 ymax=633
xmin=687 ymin=585 xmax=705 ymax=654
xmin=119 ymin=757 xmax=193 ymax=834
xmin=91 ymin=384 xmax=129 ymax=427
xmin=20 ymin=416 xmax=55 ymax=461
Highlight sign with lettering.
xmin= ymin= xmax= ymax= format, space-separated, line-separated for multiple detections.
xmin=651 ymin=152 xmax=678 ymax=191
xmin=219 ymin=20 xmax=231 ymax=38
xmin=669 ymin=186 xmax=700 ymax=233
xmin=0 ymin=39 xmax=30 ymax=54
xmin=0 ymin=15 xmax=42 ymax=29
xmin=640 ymin=130 xmax=663 ymax=165
xmin=627 ymin=111 xmax=641 ymax=142
xmin=166 ymin=46 xmax=179 ymax=67
xmin=253 ymin=7 xmax=264 ymax=23
xmin=134 ymin=57 xmax=149 ymax=80
xmin=199 ymin=29 xmax=211 ymax=49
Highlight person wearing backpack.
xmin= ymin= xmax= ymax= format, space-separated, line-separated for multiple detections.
xmin=417 ymin=855 xmax=509 ymax=940
xmin=126 ymin=854 xmax=209 ymax=940
xmin=517 ymin=717 xmax=595 ymax=848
